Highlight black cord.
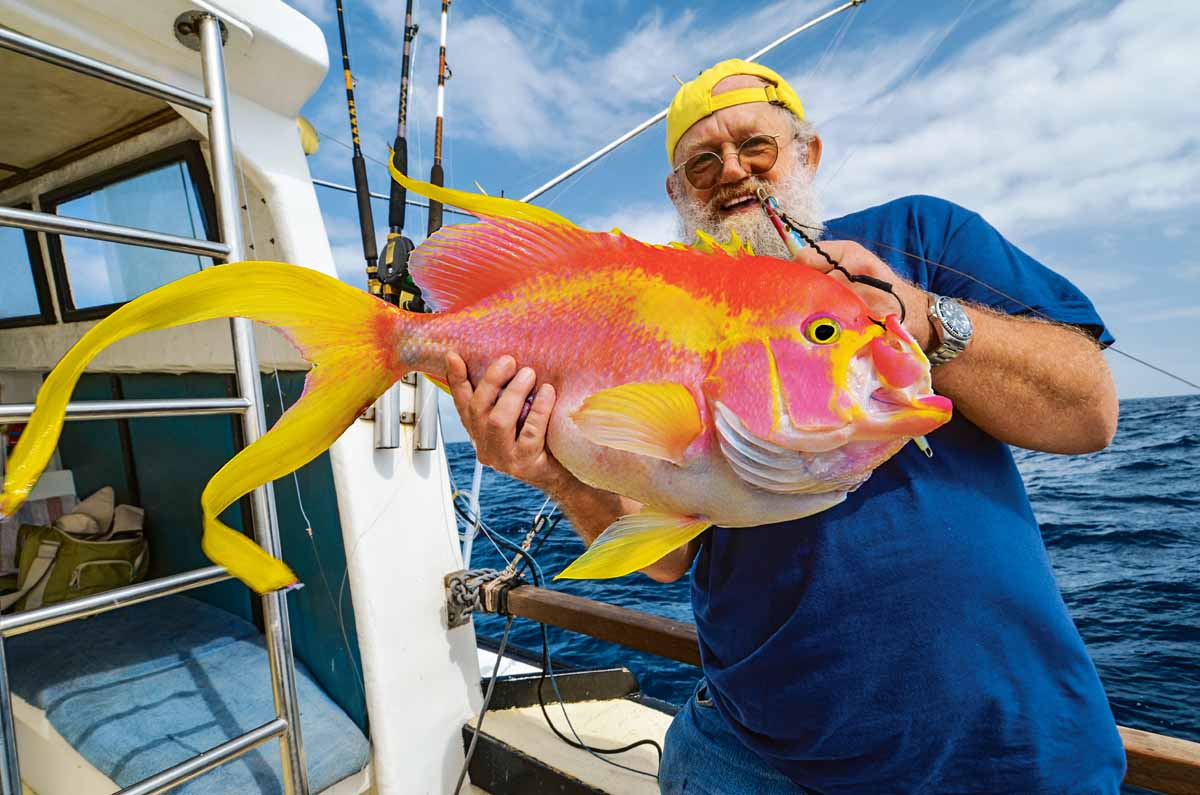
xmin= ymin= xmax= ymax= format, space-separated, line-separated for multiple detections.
xmin=535 ymin=622 xmax=663 ymax=778
xmin=779 ymin=210 xmax=908 ymax=324
xmin=454 ymin=615 xmax=515 ymax=795
xmin=453 ymin=497 xmax=663 ymax=779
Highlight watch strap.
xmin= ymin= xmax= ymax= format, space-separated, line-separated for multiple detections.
xmin=926 ymin=295 xmax=970 ymax=367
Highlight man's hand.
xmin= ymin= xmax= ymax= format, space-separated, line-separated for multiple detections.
xmin=791 ymin=240 xmax=932 ymax=348
xmin=445 ymin=353 xmax=572 ymax=493
xmin=445 ymin=352 xmax=697 ymax=581
xmin=789 ymin=241 xmax=1117 ymax=453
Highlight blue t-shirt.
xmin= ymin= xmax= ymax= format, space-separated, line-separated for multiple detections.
xmin=692 ymin=196 xmax=1126 ymax=794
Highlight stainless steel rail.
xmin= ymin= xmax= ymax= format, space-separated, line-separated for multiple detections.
xmin=0 ymin=397 xmax=250 ymax=424
xmin=0 ymin=206 xmax=230 ymax=259
xmin=115 ymin=718 xmax=288 ymax=795
xmin=198 ymin=14 xmax=310 ymax=794
xmin=0 ymin=27 xmax=212 ymax=112
xmin=0 ymin=18 xmax=310 ymax=795
xmin=0 ymin=566 xmax=231 ymax=638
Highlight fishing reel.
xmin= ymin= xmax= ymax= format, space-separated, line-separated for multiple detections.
xmin=379 ymin=232 xmax=426 ymax=312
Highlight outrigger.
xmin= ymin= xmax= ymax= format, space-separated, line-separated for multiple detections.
xmin=0 ymin=2 xmax=1197 ymax=794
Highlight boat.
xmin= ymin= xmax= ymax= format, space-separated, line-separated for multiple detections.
xmin=0 ymin=1 xmax=1197 ymax=793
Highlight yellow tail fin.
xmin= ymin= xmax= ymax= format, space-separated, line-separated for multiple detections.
xmin=0 ymin=262 xmax=405 ymax=593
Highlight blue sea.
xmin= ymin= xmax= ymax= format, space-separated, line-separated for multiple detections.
xmin=456 ymin=393 xmax=1200 ymax=745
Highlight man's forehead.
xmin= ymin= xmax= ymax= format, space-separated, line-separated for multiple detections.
xmin=677 ymin=95 xmax=783 ymax=155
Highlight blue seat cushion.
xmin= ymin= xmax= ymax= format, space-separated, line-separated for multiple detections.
xmin=7 ymin=594 xmax=369 ymax=793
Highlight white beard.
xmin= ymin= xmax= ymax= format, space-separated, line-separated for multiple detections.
xmin=673 ymin=165 xmax=825 ymax=259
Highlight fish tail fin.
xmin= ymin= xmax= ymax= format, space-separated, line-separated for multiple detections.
xmin=1 ymin=262 xmax=413 ymax=593
xmin=555 ymin=510 xmax=711 ymax=580
xmin=389 ymin=158 xmax=578 ymax=227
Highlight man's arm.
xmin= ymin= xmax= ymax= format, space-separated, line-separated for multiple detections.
xmin=792 ymin=241 xmax=1119 ymax=454
xmin=446 ymin=353 xmax=699 ymax=582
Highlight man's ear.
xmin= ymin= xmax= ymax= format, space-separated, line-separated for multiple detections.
xmin=665 ymin=173 xmax=678 ymax=202
xmin=807 ymin=135 xmax=823 ymax=173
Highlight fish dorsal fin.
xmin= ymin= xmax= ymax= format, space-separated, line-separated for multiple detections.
xmin=408 ymin=215 xmax=613 ymax=311
xmin=556 ymin=510 xmax=711 ymax=579
xmin=391 ymin=158 xmax=576 ymax=228
xmin=689 ymin=229 xmax=755 ymax=256
xmin=572 ymin=382 xmax=702 ymax=465
xmin=392 ymin=165 xmax=746 ymax=312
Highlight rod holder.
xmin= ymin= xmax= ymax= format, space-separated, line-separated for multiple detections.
xmin=373 ymin=382 xmax=402 ymax=449
xmin=415 ymin=375 xmax=439 ymax=451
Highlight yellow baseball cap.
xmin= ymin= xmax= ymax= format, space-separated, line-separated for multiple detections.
xmin=666 ymin=58 xmax=805 ymax=164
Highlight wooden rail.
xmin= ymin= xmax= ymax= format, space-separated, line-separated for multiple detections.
xmin=501 ymin=584 xmax=1200 ymax=795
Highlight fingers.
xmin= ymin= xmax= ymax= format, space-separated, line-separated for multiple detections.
xmin=446 ymin=352 xmax=472 ymax=419
xmin=790 ymin=246 xmax=833 ymax=272
xmin=468 ymin=356 xmax=517 ymax=425
xmin=444 ymin=354 xmax=564 ymax=488
xmin=489 ymin=367 xmax=535 ymax=433
xmin=517 ymin=383 xmax=556 ymax=454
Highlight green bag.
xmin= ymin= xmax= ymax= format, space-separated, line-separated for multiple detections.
xmin=0 ymin=523 xmax=148 ymax=612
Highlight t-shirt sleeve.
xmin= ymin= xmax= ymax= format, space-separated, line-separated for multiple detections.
xmin=928 ymin=205 xmax=1114 ymax=346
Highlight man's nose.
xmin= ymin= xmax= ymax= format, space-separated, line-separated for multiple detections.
xmin=717 ymin=150 xmax=749 ymax=185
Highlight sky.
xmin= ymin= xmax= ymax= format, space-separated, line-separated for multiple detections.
xmin=284 ymin=0 xmax=1200 ymax=441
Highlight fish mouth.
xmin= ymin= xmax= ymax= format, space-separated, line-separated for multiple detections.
xmin=863 ymin=387 xmax=953 ymax=436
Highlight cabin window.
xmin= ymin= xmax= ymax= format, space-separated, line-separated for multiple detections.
xmin=0 ymin=206 xmax=54 ymax=329
xmin=40 ymin=142 xmax=218 ymax=322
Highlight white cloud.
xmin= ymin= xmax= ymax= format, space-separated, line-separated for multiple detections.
xmin=579 ymin=203 xmax=680 ymax=244
xmin=812 ymin=2 xmax=1200 ymax=238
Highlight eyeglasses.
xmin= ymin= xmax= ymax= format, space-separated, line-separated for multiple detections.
xmin=672 ymin=133 xmax=789 ymax=190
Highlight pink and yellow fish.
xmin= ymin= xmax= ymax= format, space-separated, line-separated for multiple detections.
xmin=0 ymin=171 xmax=952 ymax=593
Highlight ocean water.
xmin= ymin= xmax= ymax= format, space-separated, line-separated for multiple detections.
xmin=457 ymin=393 xmax=1200 ymax=744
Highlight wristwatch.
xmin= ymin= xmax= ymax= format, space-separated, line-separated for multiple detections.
xmin=925 ymin=294 xmax=973 ymax=367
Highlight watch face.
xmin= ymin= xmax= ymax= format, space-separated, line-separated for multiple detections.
xmin=938 ymin=298 xmax=973 ymax=339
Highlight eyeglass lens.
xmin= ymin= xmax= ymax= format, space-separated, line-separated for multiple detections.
xmin=683 ymin=135 xmax=779 ymax=190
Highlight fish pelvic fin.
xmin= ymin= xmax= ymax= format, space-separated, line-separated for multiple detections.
xmin=555 ymin=510 xmax=711 ymax=580
xmin=0 ymin=261 xmax=408 ymax=593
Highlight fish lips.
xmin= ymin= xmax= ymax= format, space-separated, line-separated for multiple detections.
xmin=860 ymin=389 xmax=953 ymax=438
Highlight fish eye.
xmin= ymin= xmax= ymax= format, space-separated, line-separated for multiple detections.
xmin=804 ymin=316 xmax=842 ymax=344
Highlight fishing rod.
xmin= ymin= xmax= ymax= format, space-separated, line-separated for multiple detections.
xmin=518 ymin=0 xmax=867 ymax=203
xmin=427 ymin=0 xmax=451 ymax=235
xmin=379 ymin=0 xmax=424 ymax=311
xmin=334 ymin=0 xmax=380 ymax=294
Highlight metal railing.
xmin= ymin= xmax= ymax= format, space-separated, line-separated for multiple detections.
xmin=0 ymin=15 xmax=310 ymax=795
xmin=0 ymin=397 xmax=250 ymax=424
xmin=0 ymin=205 xmax=230 ymax=258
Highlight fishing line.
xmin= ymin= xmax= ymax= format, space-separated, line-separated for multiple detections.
xmin=758 ymin=188 xmax=908 ymax=324
xmin=781 ymin=217 xmax=1200 ymax=393
xmin=805 ymin=0 xmax=859 ymax=84
xmin=822 ymin=0 xmax=976 ymax=189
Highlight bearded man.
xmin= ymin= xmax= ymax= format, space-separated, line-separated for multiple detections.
xmin=445 ymin=59 xmax=1126 ymax=794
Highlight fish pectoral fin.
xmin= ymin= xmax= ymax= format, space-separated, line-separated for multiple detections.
xmin=572 ymin=382 xmax=702 ymax=465
xmin=555 ymin=511 xmax=711 ymax=580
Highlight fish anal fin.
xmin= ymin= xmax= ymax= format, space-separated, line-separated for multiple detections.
xmin=572 ymin=382 xmax=702 ymax=465
xmin=555 ymin=511 xmax=711 ymax=580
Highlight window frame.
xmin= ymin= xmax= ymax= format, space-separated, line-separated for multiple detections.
xmin=0 ymin=201 xmax=56 ymax=330
xmin=39 ymin=141 xmax=219 ymax=323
